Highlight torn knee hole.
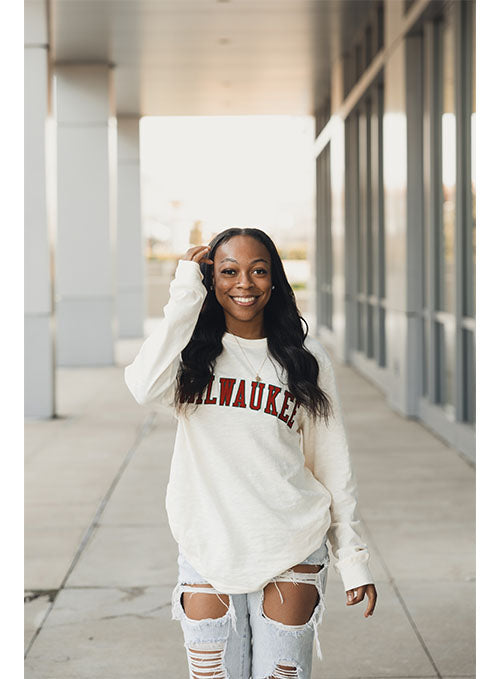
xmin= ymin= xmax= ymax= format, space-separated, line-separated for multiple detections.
xmin=290 ymin=564 xmax=322 ymax=574
xmin=263 ymin=581 xmax=320 ymax=626
xmin=270 ymin=663 xmax=300 ymax=679
xmin=180 ymin=585 xmax=231 ymax=622
xmin=187 ymin=643 xmax=228 ymax=679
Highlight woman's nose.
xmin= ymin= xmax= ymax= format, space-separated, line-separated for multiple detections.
xmin=236 ymin=273 xmax=252 ymax=287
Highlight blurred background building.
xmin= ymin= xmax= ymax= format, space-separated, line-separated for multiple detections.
xmin=25 ymin=0 xmax=475 ymax=461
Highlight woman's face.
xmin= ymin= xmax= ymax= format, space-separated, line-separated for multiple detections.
xmin=212 ymin=235 xmax=273 ymax=330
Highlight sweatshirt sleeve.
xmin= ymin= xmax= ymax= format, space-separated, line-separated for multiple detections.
xmin=298 ymin=339 xmax=374 ymax=593
xmin=124 ymin=259 xmax=207 ymax=407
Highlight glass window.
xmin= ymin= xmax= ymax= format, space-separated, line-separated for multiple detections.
xmin=437 ymin=10 xmax=456 ymax=416
xmin=376 ymin=3 xmax=384 ymax=51
xmin=366 ymin=105 xmax=374 ymax=358
xmin=364 ymin=99 xmax=372 ymax=298
xmin=365 ymin=25 xmax=373 ymax=66
xmin=355 ymin=44 xmax=363 ymax=81
xmin=378 ymin=306 xmax=386 ymax=367
xmin=356 ymin=110 xmax=363 ymax=296
xmin=357 ymin=301 xmax=364 ymax=352
xmin=377 ymin=83 xmax=385 ymax=302
xmin=440 ymin=13 xmax=456 ymax=315
xmin=422 ymin=316 xmax=428 ymax=397
xmin=436 ymin=320 xmax=455 ymax=415
xmin=466 ymin=4 xmax=476 ymax=318
xmin=463 ymin=328 xmax=475 ymax=424
xmin=367 ymin=304 xmax=374 ymax=358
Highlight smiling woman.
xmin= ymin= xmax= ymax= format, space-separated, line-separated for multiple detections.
xmin=212 ymin=236 xmax=273 ymax=337
xmin=124 ymin=226 xmax=377 ymax=679
xmin=175 ymin=228 xmax=333 ymax=419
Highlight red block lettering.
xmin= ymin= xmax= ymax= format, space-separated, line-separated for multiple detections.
xmin=219 ymin=378 xmax=236 ymax=406
xmin=232 ymin=379 xmax=247 ymax=408
xmin=264 ymin=385 xmax=282 ymax=416
xmin=204 ymin=376 xmax=217 ymax=405
xmin=249 ymin=381 xmax=265 ymax=410
xmin=278 ymin=390 xmax=294 ymax=423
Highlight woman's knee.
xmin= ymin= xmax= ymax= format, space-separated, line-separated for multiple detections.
xmin=262 ymin=565 xmax=321 ymax=626
xmin=180 ymin=583 xmax=231 ymax=621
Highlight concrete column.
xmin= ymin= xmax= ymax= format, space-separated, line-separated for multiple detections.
xmin=54 ymin=64 xmax=116 ymax=365
xmin=117 ymin=117 xmax=144 ymax=338
xmin=25 ymin=0 xmax=55 ymax=418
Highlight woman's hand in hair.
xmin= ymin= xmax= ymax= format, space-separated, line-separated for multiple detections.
xmin=181 ymin=245 xmax=214 ymax=266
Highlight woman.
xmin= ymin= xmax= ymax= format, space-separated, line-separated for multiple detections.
xmin=125 ymin=227 xmax=377 ymax=679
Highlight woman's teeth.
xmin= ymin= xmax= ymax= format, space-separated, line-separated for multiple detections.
xmin=232 ymin=296 xmax=257 ymax=306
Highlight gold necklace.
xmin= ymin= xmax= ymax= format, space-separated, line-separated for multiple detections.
xmin=230 ymin=333 xmax=269 ymax=383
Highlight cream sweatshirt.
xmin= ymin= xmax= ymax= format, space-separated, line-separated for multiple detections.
xmin=124 ymin=259 xmax=374 ymax=594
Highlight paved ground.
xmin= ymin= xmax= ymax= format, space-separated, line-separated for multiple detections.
xmin=24 ymin=334 xmax=475 ymax=679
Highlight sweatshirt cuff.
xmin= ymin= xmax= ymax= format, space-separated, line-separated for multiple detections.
xmin=174 ymin=258 xmax=204 ymax=283
xmin=337 ymin=560 xmax=375 ymax=592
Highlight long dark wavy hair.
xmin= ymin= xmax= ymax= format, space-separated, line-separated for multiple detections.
xmin=174 ymin=227 xmax=333 ymax=423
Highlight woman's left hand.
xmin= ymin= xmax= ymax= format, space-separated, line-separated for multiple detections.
xmin=346 ymin=583 xmax=377 ymax=618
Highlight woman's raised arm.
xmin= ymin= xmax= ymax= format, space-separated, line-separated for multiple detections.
xmin=124 ymin=246 xmax=212 ymax=407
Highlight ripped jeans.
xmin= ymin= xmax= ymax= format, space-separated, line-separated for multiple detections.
xmin=171 ymin=535 xmax=330 ymax=679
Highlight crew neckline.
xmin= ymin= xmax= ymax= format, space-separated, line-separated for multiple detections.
xmin=223 ymin=332 xmax=268 ymax=346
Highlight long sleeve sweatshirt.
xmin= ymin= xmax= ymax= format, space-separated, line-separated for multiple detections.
xmin=124 ymin=259 xmax=374 ymax=594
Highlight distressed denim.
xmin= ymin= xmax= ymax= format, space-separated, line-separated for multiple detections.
xmin=171 ymin=535 xmax=330 ymax=679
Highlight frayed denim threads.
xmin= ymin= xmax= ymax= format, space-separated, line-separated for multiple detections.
xmin=171 ymin=535 xmax=330 ymax=679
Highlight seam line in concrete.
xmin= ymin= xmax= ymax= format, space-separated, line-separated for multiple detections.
xmin=360 ymin=513 xmax=443 ymax=679
xmin=24 ymin=411 xmax=157 ymax=659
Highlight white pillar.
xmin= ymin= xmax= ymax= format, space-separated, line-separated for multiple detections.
xmin=117 ymin=116 xmax=144 ymax=337
xmin=54 ymin=64 xmax=116 ymax=365
xmin=25 ymin=0 xmax=55 ymax=417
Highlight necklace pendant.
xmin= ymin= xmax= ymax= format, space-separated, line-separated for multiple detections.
xmin=256 ymin=375 xmax=261 ymax=383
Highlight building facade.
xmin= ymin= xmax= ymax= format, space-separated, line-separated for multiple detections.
xmin=25 ymin=0 xmax=476 ymax=463
xmin=314 ymin=0 xmax=475 ymax=461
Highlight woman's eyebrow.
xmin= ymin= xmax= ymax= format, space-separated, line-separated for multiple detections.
xmin=219 ymin=257 xmax=269 ymax=265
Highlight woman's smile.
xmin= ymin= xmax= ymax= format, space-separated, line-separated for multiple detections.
xmin=230 ymin=294 xmax=260 ymax=306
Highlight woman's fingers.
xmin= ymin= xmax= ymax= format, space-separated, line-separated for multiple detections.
xmin=346 ymin=584 xmax=377 ymax=617
xmin=182 ymin=245 xmax=213 ymax=263
xmin=194 ymin=248 xmax=213 ymax=265
xmin=363 ymin=584 xmax=377 ymax=617
xmin=346 ymin=586 xmax=365 ymax=605
xmin=191 ymin=246 xmax=210 ymax=263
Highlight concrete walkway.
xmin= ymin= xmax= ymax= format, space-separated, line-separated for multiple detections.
xmin=25 ymin=335 xmax=475 ymax=679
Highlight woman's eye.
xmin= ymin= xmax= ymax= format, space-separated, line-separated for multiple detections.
xmin=220 ymin=267 xmax=268 ymax=275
